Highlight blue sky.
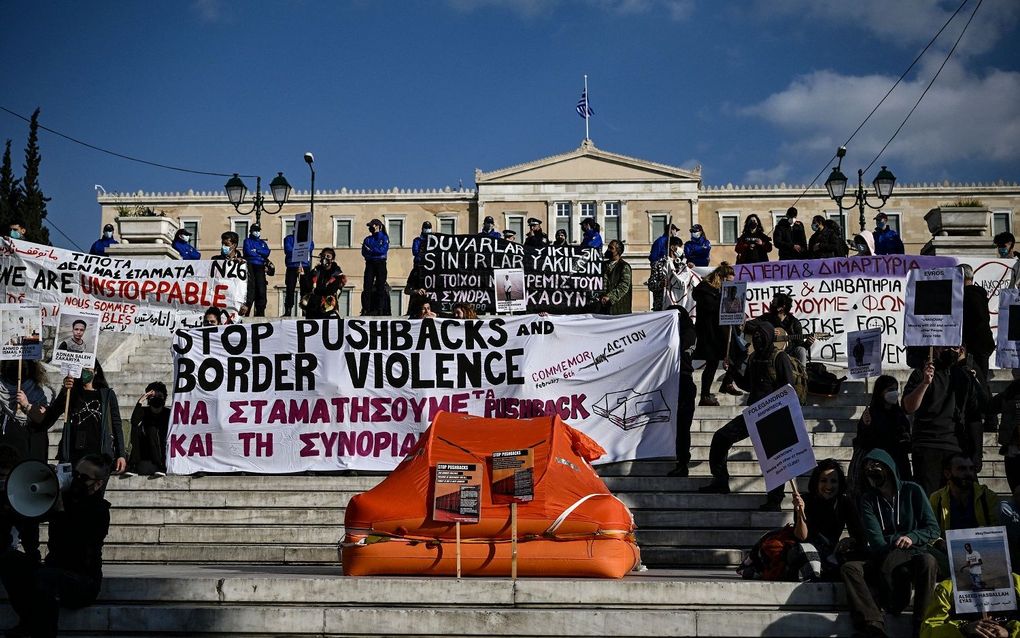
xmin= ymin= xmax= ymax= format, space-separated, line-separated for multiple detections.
xmin=2 ymin=0 xmax=1018 ymax=249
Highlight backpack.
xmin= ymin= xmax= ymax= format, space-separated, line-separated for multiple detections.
xmin=737 ymin=525 xmax=798 ymax=580
xmin=767 ymin=348 xmax=808 ymax=404
xmin=806 ymin=362 xmax=846 ymax=396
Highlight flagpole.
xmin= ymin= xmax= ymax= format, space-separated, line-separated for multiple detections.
xmin=584 ymin=74 xmax=590 ymax=141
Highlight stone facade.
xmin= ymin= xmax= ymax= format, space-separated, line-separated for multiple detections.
xmin=97 ymin=141 xmax=1020 ymax=315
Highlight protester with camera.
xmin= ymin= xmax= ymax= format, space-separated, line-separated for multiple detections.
xmin=304 ymin=248 xmax=347 ymax=320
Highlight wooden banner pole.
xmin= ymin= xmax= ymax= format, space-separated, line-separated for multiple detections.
xmin=16 ymin=360 xmax=22 ymax=412
xmin=456 ymin=521 xmax=462 ymax=579
xmin=62 ymin=378 xmax=72 ymax=422
xmin=511 ymin=503 xmax=518 ymax=580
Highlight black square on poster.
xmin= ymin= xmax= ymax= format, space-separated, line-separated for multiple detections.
xmin=758 ymin=406 xmax=800 ymax=459
xmin=1009 ymin=306 xmax=1020 ymax=341
xmin=913 ymin=280 xmax=953 ymax=316
xmin=296 ymin=219 xmax=310 ymax=243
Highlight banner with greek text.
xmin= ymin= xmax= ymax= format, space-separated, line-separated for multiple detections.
xmin=167 ymin=313 xmax=680 ymax=473
xmin=696 ymin=255 xmax=1011 ymax=369
xmin=420 ymin=234 xmax=603 ymax=315
xmin=0 ymin=238 xmax=247 ymax=335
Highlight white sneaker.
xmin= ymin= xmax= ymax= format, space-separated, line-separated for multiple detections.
xmin=121 ymin=471 xmax=137 ymax=478
xmin=153 ymin=471 xmax=167 ymax=478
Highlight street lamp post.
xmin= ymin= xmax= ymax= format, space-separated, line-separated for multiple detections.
xmin=823 ymin=147 xmax=897 ymax=233
xmin=224 ymin=172 xmax=293 ymax=227
xmin=304 ymin=153 xmax=315 ymax=217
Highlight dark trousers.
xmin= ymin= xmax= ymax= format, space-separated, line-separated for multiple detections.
xmin=700 ymin=359 xmax=731 ymax=396
xmin=912 ymin=446 xmax=953 ymax=495
xmin=676 ymin=374 xmax=696 ymax=465
xmin=840 ymin=550 xmax=938 ymax=635
xmin=362 ymin=260 xmax=388 ymax=315
xmin=708 ymin=414 xmax=785 ymax=503
xmin=284 ymin=267 xmax=311 ymax=316
xmin=246 ymin=264 xmax=267 ymax=316
xmin=0 ymin=551 xmax=100 ymax=638
xmin=1006 ymin=455 xmax=1020 ymax=493
xmin=128 ymin=423 xmax=167 ymax=474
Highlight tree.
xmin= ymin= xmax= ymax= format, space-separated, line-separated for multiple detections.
xmin=0 ymin=139 xmax=22 ymax=231
xmin=20 ymin=108 xmax=50 ymax=245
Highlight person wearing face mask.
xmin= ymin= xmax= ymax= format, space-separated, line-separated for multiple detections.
xmin=649 ymin=237 xmax=692 ymax=311
xmin=850 ymin=375 xmax=912 ymax=501
xmin=0 ymin=453 xmax=114 ymax=638
xmin=599 ymin=239 xmax=631 ymax=315
xmin=242 ymin=224 xmax=271 ymax=317
xmin=171 ymin=228 xmax=201 ymax=260
xmin=683 ymin=224 xmax=711 ymax=267
xmin=733 ymin=214 xmax=772 ymax=264
xmin=773 ymin=207 xmax=808 ymax=261
xmin=202 ymin=307 xmax=224 ymax=326
xmin=649 ymin=223 xmax=680 ymax=264
xmin=524 ymin=218 xmax=549 ymax=249
xmin=88 ymin=223 xmax=118 ymax=256
xmin=580 ymin=217 xmax=603 ymax=250
xmin=928 ymin=454 xmax=1000 ymax=535
xmin=283 ymin=225 xmax=313 ymax=318
xmin=411 ymin=221 xmax=433 ymax=266
xmin=361 ymin=219 xmax=389 ymax=316
xmin=808 ymin=215 xmax=842 ymax=259
xmin=125 ymin=381 xmax=171 ymax=477
xmin=552 ymin=228 xmax=569 ymax=247
xmin=843 ymin=449 xmax=940 ymax=638
xmin=903 ymin=346 xmax=986 ymax=495
xmin=785 ymin=459 xmax=866 ymax=581
xmin=872 ymin=213 xmax=904 ymax=255
xmin=305 ymin=248 xmax=347 ymax=319
xmin=478 ymin=215 xmax=501 ymax=240
xmin=39 ymin=364 xmax=126 ymax=475
xmin=692 ymin=263 xmax=740 ymax=405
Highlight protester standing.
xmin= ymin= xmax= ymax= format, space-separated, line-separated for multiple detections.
xmin=552 ymin=229 xmax=569 ymax=247
xmin=479 ymin=215 xmax=501 ymax=239
xmin=773 ymin=207 xmax=808 ymax=261
xmin=959 ymin=264 xmax=995 ymax=406
xmin=692 ymin=263 xmax=739 ymax=406
xmin=580 ymin=217 xmax=603 ymax=250
xmin=171 ymin=228 xmax=200 ymax=260
xmin=242 ymin=225 xmax=271 ymax=317
xmin=7 ymin=221 xmax=26 ymax=242
xmin=991 ymin=372 xmax=1020 ymax=492
xmin=40 ymin=365 xmax=125 ymax=474
xmin=600 ymin=239 xmax=631 ymax=315
xmin=126 ymin=382 xmax=170 ymax=477
xmin=733 ymin=214 xmax=772 ymax=264
xmin=411 ymin=221 xmax=432 ymax=265
xmin=88 ymin=224 xmax=117 ymax=256
xmin=667 ymin=305 xmax=697 ymax=478
xmin=283 ymin=227 xmax=313 ymax=317
xmin=649 ymin=223 xmax=679 ymax=264
xmin=683 ymin=224 xmax=711 ymax=267
xmin=807 ymin=215 xmax=841 ymax=259
xmin=360 ymin=219 xmax=389 ymax=316
xmin=305 ymin=248 xmax=347 ymax=319
xmin=0 ymin=360 xmax=49 ymax=462
xmin=524 ymin=218 xmax=549 ymax=248
xmin=649 ymin=237 xmax=689 ymax=311
xmin=873 ymin=213 xmax=904 ymax=255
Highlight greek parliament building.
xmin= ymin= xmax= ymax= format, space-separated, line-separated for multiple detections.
xmin=98 ymin=140 xmax=1020 ymax=317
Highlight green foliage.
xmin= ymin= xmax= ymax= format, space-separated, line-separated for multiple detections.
xmin=115 ymin=205 xmax=165 ymax=217
xmin=939 ymin=199 xmax=986 ymax=208
xmin=19 ymin=108 xmax=50 ymax=245
xmin=0 ymin=140 xmax=22 ymax=230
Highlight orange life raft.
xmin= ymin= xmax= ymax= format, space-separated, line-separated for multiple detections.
xmin=342 ymin=412 xmax=640 ymax=578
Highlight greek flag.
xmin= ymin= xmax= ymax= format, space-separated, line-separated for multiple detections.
xmin=576 ymin=90 xmax=593 ymax=119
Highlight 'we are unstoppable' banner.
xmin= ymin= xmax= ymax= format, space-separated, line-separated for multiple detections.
xmin=168 ymin=312 xmax=680 ymax=473
xmin=419 ymin=234 xmax=604 ymax=314
xmin=0 ymin=238 xmax=247 ymax=335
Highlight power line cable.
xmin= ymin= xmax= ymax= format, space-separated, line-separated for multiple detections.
xmin=863 ymin=0 xmax=982 ymax=174
xmin=0 ymin=106 xmax=254 ymax=179
xmin=43 ymin=217 xmax=85 ymax=252
xmin=789 ymin=0 xmax=971 ymax=206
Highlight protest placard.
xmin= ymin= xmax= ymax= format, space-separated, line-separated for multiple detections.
xmin=0 ymin=304 xmax=42 ymax=361
xmin=997 ymin=288 xmax=1020 ymax=369
xmin=743 ymin=384 xmax=816 ymax=492
xmin=946 ymin=526 xmax=1016 ymax=615
xmin=493 ymin=268 xmax=527 ymax=313
xmin=904 ymin=266 xmax=964 ymax=347
xmin=291 ymin=212 xmax=313 ymax=264
xmin=432 ymin=463 xmax=482 ymax=523
xmin=491 ymin=449 xmax=534 ymax=504
xmin=167 ymin=312 xmax=681 ymax=474
xmin=846 ymin=328 xmax=883 ymax=379
xmin=51 ymin=309 xmax=101 ymax=370
xmin=718 ymin=281 xmax=747 ymax=326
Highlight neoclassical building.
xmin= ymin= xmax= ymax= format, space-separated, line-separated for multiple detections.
xmin=97 ymin=140 xmax=1020 ymax=316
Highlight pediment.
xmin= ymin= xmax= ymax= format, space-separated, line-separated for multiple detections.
xmin=476 ymin=142 xmax=700 ymax=184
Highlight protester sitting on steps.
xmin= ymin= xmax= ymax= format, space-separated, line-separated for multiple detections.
xmin=758 ymin=292 xmax=813 ymax=366
xmin=920 ymin=575 xmax=1020 ymax=638
xmin=928 ymin=453 xmax=1000 ymax=536
xmin=697 ymin=319 xmax=790 ymax=511
xmin=125 ymin=381 xmax=171 ymax=477
xmin=692 ymin=262 xmax=740 ymax=406
xmin=849 ymin=374 xmax=913 ymax=501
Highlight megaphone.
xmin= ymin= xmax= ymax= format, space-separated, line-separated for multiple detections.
xmin=5 ymin=460 xmax=59 ymax=518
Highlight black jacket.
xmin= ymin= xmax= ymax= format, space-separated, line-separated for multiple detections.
xmin=45 ymin=496 xmax=111 ymax=585
xmin=962 ymin=284 xmax=994 ymax=357
xmin=773 ymin=219 xmax=808 ymax=260
xmin=808 ymin=225 xmax=842 ymax=259
xmin=692 ymin=282 xmax=727 ymax=361
xmin=41 ymin=386 xmax=125 ymax=465
xmin=730 ymin=321 xmax=794 ymax=403
xmin=524 ymin=232 xmax=548 ymax=249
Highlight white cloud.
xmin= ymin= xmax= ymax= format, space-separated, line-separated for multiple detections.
xmin=744 ymin=163 xmax=790 ymax=185
xmin=192 ymin=0 xmax=228 ymax=24
xmin=741 ymin=60 xmax=1020 ymax=179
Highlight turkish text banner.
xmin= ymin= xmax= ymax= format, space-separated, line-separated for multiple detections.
xmin=0 ymin=238 xmax=247 ymax=335
xmin=168 ymin=313 xmax=681 ymax=473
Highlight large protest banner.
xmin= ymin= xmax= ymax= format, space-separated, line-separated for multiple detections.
xmin=168 ymin=312 xmax=680 ymax=473
xmin=0 ymin=238 xmax=247 ymax=335
xmin=420 ymin=234 xmax=603 ymax=314
xmin=695 ymin=255 xmax=1013 ymax=369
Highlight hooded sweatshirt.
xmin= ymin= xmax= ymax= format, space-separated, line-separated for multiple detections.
xmin=859 ymin=448 xmax=940 ymax=556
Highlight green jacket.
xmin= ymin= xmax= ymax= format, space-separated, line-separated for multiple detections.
xmin=921 ymin=576 xmax=1020 ymax=638
xmin=929 ymin=483 xmax=1001 ymax=533
xmin=602 ymin=258 xmax=632 ymax=315
xmin=860 ymin=448 xmax=941 ymax=555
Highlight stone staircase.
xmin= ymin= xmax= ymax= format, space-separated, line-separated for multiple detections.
xmin=15 ymin=336 xmax=999 ymax=636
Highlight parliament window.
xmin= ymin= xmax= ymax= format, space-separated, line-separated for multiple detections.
xmin=230 ymin=219 xmax=249 ymax=241
xmin=282 ymin=218 xmax=295 ymax=243
xmin=438 ymin=217 xmax=456 ymax=234
xmin=506 ymin=215 xmax=525 ymax=239
xmin=181 ymin=220 xmax=199 ymax=248
xmin=389 ymin=289 xmax=404 ymax=317
xmin=387 ymin=218 xmax=404 ymax=247
xmin=604 ymin=202 xmax=621 ymax=242
xmin=718 ymin=212 xmax=739 ymax=244
xmin=826 ymin=210 xmax=847 ymax=238
xmin=556 ymin=202 xmax=572 ymax=242
xmin=994 ymin=210 xmax=1013 ymax=236
xmin=882 ymin=212 xmax=901 ymax=234
xmin=580 ymin=202 xmax=596 ymax=219
xmin=333 ymin=219 xmax=352 ymax=248
xmin=649 ymin=213 xmax=669 ymax=241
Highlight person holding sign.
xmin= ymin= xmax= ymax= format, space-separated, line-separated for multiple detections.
xmin=649 ymin=237 xmax=689 ymax=311
xmin=552 ymin=229 xmax=569 ymax=248
xmin=39 ymin=366 xmax=126 ymax=475
xmin=479 ymin=215 xmax=501 ymax=240
xmin=850 ymin=375 xmax=912 ymax=500
xmin=920 ymin=576 xmax=1020 ymax=637
xmin=171 ymin=228 xmax=201 ymax=260
xmin=693 ymin=263 xmax=740 ymax=406
xmin=0 ymin=360 xmax=50 ymax=463
xmin=283 ymin=226 xmax=313 ymax=318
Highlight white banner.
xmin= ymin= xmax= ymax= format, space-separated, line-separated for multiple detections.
xmin=743 ymin=384 xmax=816 ymax=492
xmin=0 ymin=238 xmax=247 ymax=335
xmin=846 ymin=328 xmax=883 ymax=379
xmin=904 ymin=266 xmax=964 ymax=346
xmin=946 ymin=526 xmax=1016 ymax=615
xmin=997 ymin=288 xmax=1020 ymax=369
xmin=695 ymin=255 xmax=1011 ymax=369
xmin=167 ymin=313 xmax=681 ymax=473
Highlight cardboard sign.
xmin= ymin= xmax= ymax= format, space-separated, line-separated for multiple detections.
xmin=904 ymin=267 xmax=964 ymax=347
xmin=718 ymin=281 xmax=747 ymax=326
xmin=0 ymin=304 xmax=42 ymax=361
xmin=291 ymin=212 xmax=313 ymax=264
xmin=946 ymin=526 xmax=1016 ymax=615
xmin=743 ymin=384 xmax=816 ymax=492
xmin=491 ymin=449 xmax=534 ymax=504
xmin=432 ymin=463 xmax=482 ymax=524
xmin=846 ymin=328 xmax=883 ymax=379
xmin=493 ymin=268 xmax=527 ymax=313
xmin=997 ymin=288 xmax=1020 ymax=369
xmin=51 ymin=309 xmax=100 ymax=370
